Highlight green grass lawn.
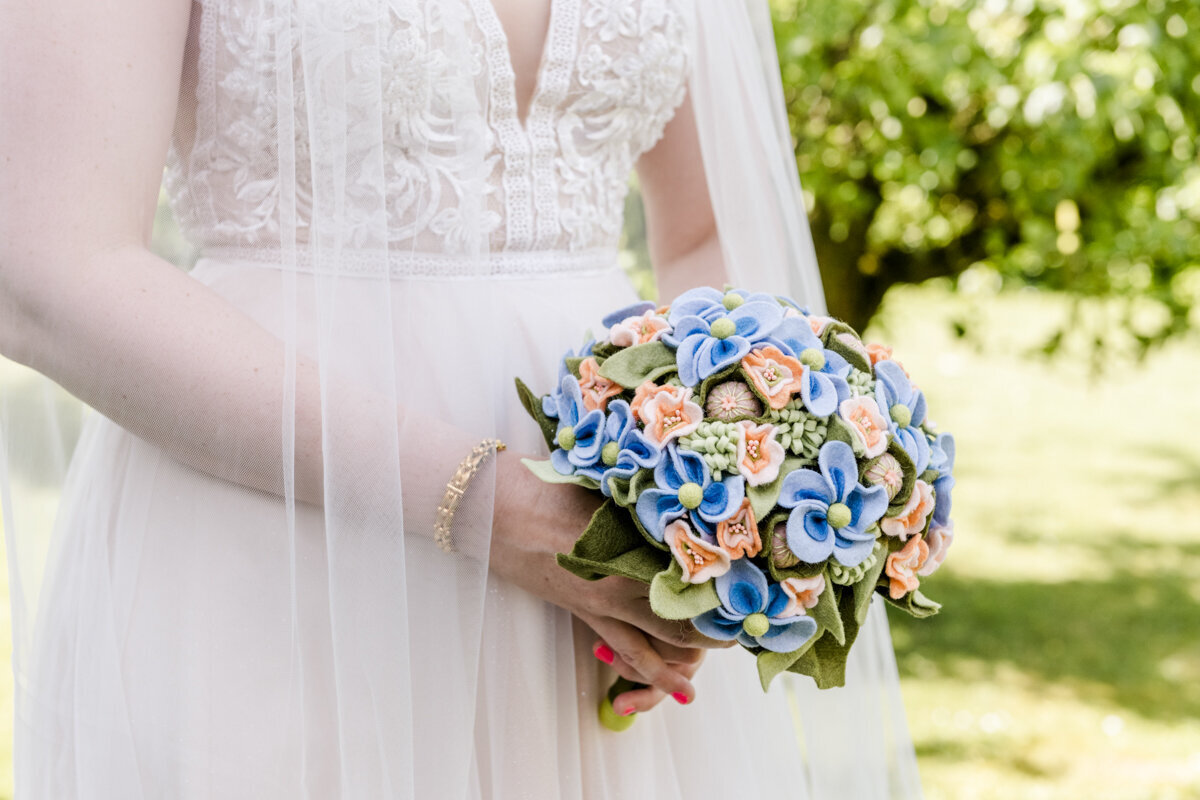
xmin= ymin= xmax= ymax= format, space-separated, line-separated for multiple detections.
xmin=871 ymin=283 xmax=1200 ymax=800
xmin=0 ymin=282 xmax=1197 ymax=798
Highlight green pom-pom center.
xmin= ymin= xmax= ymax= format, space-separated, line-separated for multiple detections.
xmin=710 ymin=317 xmax=737 ymax=340
xmin=890 ymin=403 xmax=912 ymax=429
xmin=678 ymin=482 xmax=704 ymax=509
xmin=601 ymin=441 xmax=620 ymax=467
xmin=722 ymin=292 xmax=745 ymax=311
xmin=557 ymin=426 xmax=577 ymax=450
xmin=800 ymin=347 xmax=825 ymax=371
xmin=827 ymin=502 xmax=852 ymax=530
xmin=742 ymin=612 xmax=770 ymax=638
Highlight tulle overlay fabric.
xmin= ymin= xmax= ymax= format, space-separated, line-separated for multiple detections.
xmin=0 ymin=0 xmax=923 ymax=796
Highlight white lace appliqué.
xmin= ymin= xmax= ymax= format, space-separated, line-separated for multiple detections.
xmin=165 ymin=0 xmax=690 ymax=272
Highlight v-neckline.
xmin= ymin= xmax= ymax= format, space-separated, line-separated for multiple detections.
xmin=477 ymin=0 xmax=558 ymax=130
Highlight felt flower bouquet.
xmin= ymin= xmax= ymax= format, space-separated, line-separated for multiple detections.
xmin=515 ymin=287 xmax=956 ymax=724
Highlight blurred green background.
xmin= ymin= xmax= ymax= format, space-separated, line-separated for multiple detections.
xmin=2 ymin=0 xmax=1200 ymax=797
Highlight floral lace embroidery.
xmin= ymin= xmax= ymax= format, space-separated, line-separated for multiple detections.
xmin=165 ymin=0 xmax=690 ymax=271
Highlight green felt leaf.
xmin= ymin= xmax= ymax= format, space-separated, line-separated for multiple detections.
xmin=883 ymin=589 xmax=942 ymax=619
xmin=520 ymin=458 xmax=600 ymax=491
xmin=787 ymin=589 xmax=863 ymax=689
xmin=756 ymin=635 xmax=819 ymax=691
xmin=597 ymin=342 xmax=678 ymax=388
xmin=564 ymin=356 xmax=585 ymax=379
xmin=919 ymin=468 xmax=940 ymax=484
xmin=591 ymin=341 xmax=620 ymax=361
xmin=822 ymin=323 xmax=872 ymax=373
xmin=810 ymin=579 xmax=845 ymax=645
xmin=605 ymin=466 xmax=656 ymax=510
xmin=648 ymin=562 xmax=722 ymax=620
xmin=746 ymin=456 xmax=805 ymax=522
xmin=514 ymin=378 xmax=558 ymax=450
xmin=852 ymin=547 xmax=889 ymax=625
xmin=556 ymin=499 xmax=668 ymax=584
xmin=824 ymin=414 xmax=859 ymax=448
xmin=881 ymin=440 xmax=917 ymax=512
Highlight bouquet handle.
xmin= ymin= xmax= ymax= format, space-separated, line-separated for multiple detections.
xmin=597 ymin=677 xmax=646 ymax=732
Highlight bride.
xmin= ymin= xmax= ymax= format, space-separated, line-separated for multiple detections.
xmin=0 ymin=0 xmax=922 ymax=797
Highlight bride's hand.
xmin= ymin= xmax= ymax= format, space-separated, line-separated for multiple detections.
xmin=489 ymin=449 xmax=726 ymax=706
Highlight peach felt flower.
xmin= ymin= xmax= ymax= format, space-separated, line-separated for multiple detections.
xmin=639 ymin=385 xmax=703 ymax=445
xmin=578 ymin=357 xmax=623 ymax=411
xmin=630 ymin=380 xmax=668 ymax=421
xmin=735 ymin=420 xmax=786 ymax=487
xmin=886 ymin=536 xmax=929 ymax=599
xmin=741 ymin=346 xmax=806 ymax=410
xmin=665 ymin=520 xmax=731 ymax=584
xmin=881 ymin=479 xmax=935 ymax=541
xmin=716 ymin=498 xmax=762 ymax=558
xmin=838 ymin=396 xmax=890 ymax=459
xmin=778 ymin=574 xmax=826 ymax=618
xmin=808 ymin=315 xmax=835 ymax=336
xmin=865 ymin=343 xmax=893 ymax=367
xmin=609 ymin=310 xmax=670 ymax=347
xmin=918 ymin=521 xmax=954 ymax=576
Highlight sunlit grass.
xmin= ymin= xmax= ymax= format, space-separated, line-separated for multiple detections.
xmin=871 ymin=282 xmax=1200 ymax=799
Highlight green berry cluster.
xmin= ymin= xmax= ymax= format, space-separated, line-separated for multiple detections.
xmin=763 ymin=400 xmax=828 ymax=464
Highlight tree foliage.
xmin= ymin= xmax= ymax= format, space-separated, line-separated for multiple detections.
xmin=773 ymin=0 xmax=1200 ymax=353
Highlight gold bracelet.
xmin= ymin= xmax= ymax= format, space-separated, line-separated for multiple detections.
xmin=434 ymin=438 xmax=507 ymax=553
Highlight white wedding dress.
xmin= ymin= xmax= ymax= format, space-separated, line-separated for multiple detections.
xmin=6 ymin=0 xmax=922 ymax=797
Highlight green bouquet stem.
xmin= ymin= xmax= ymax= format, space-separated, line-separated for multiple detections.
xmin=597 ymin=676 xmax=647 ymax=732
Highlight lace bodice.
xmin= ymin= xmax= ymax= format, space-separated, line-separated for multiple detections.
xmin=165 ymin=0 xmax=691 ymax=270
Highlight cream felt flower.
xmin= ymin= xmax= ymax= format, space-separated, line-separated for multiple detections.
xmin=639 ymin=385 xmax=703 ymax=446
xmin=918 ymin=521 xmax=954 ymax=577
xmin=881 ymin=479 xmax=935 ymax=541
xmin=716 ymin=498 xmax=761 ymax=559
xmin=838 ymin=395 xmax=890 ymax=459
xmin=578 ymin=357 xmax=623 ymax=411
xmin=778 ymin=574 xmax=826 ymax=618
xmin=609 ymin=309 xmax=670 ymax=346
xmin=734 ymin=420 xmax=786 ymax=487
xmin=886 ymin=536 xmax=929 ymax=599
xmin=665 ymin=519 xmax=730 ymax=584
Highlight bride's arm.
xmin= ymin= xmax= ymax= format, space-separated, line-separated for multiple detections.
xmin=0 ymin=0 xmax=709 ymax=705
xmin=0 ymin=0 xmax=343 ymax=504
xmin=635 ymin=92 xmax=728 ymax=302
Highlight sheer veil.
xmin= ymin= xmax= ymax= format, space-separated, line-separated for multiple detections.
xmin=691 ymin=2 xmax=923 ymax=796
xmin=0 ymin=0 xmax=920 ymax=796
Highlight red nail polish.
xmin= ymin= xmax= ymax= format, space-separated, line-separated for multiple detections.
xmin=593 ymin=643 xmax=615 ymax=665
xmin=672 ymin=692 xmax=690 ymax=705
xmin=620 ymin=706 xmax=636 ymax=716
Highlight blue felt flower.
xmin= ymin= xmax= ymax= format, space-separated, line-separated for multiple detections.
xmin=692 ymin=560 xmax=818 ymax=652
xmin=663 ymin=301 xmax=785 ymax=387
xmin=635 ymin=446 xmax=745 ymax=541
xmin=778 ymin=440 xmax=889 ymax=567
xmin=928 ymin=432 xmax=955 ymax=526
xmin=597 ymin=407 xmax=664 ymax=495
xmin=761 ymin=316 xmax=852 ymax=415
xmin=548 ymin=376 xmax=606 ymax=476
xmin=873 ymin=360 xmax=930 ymax=473
xmin=602 ymin=300 xmax=657 ymax=328
xmin=666 ymin=287 xmax=761 ymax=324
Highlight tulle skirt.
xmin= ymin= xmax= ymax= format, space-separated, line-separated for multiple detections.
xmin=16 ymin=257 xmax=920 ymax=798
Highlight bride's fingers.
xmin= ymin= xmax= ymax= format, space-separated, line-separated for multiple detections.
xmin=610 ymin=684 xmax=666 ymax=716
xmin=611 ymin=654 xmax=703 ymax=715
xmin=585 ymin=618 xmax=696 ymax=702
